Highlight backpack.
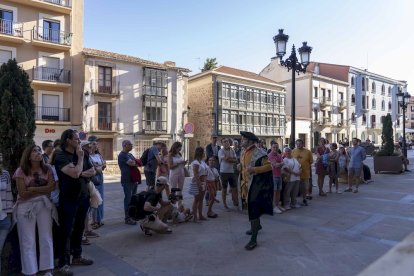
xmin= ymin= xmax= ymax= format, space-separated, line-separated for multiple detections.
xmin=140 ymin=148 xmax=151 ymax=166
xmin=127 ymin=191 xmax=148 ymax=220
xmin=322 ymin=153 xmax=330 ymax=168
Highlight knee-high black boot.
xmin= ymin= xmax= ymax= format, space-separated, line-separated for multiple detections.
xmin=245 ymin=218 xmax=260 ymax=250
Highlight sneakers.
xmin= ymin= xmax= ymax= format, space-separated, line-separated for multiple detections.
xmin=278 ymin=206 xmax=286 ymax=212
xmin=85 ymin=230 xmax=99 ymax=238
xmin=273 ymin=207 xmax=283 ymax=214
xmin=72 ymin=256 xmax=94 ymax=266
xmin=55 ymin=265 xmax=73 ymax=276
xmin=125 ymin=218 xmax=137 ymax=225
xmin=283 ymin=205 xmax=291 ymax=210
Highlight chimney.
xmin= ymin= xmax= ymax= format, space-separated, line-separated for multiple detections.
xmin=164 ymin=61 xmax=176 ymax=67
xmin=314 ymin=63 xmax=320 ymax=75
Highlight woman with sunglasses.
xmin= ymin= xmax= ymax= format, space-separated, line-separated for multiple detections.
xmin=13 ymin=145 xmax=56 ymax=276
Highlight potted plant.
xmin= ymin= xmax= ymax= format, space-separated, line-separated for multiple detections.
xmin=373 ymin=114 xmax=402 ymax=173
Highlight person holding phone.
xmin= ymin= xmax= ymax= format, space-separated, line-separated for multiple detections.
xmin=168 ymin=142 xmax=186 ymax=192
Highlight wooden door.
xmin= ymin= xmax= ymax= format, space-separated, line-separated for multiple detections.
xmin=98 ymin=138 xmax=113 ymax=161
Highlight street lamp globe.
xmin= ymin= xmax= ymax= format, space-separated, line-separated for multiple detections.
xmin=298 ymin=41 xmax=312 ymax=66
xmin=273 ymin=29 xmax=289 ymax=58
xmin=404 ymin=92 xmax=411 ymax=101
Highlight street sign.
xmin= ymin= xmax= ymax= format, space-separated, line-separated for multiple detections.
xmin=79 ymin=131 xmax=87 ymax=140
xmin=184 ymin=123 xmax=194 ymax=134
xmin=184 ymin=133 xmax=194 ymax=138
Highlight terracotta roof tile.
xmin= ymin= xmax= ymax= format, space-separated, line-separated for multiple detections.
xmin=213 ymin=66 xmax=280 ymax=85
xmin=307 ymin=62 xmax=350 ymax=83
xmin=83 ymin=48 xmax=190 ymax=72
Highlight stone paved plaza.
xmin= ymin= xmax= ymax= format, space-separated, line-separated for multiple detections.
xmin=73 ymin=152 xmax=414 ymax=276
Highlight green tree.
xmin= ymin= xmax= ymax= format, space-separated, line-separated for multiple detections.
xmin=377 ymin=114 xmax=394 ymax=156
xmin=201 ymin=57 xmax=218 ymax=72
xmin=0 ymin=59 xmax=36 ymax=174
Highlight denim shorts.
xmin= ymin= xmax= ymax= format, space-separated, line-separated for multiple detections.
xmin=273 ymin=176 xmax=282 ymax=191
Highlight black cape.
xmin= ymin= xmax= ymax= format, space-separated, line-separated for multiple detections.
xmin=247 ymin=155 xmax=274 ymax=221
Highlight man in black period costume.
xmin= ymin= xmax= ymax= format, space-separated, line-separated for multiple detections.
xmin=239 ymin=131 xmax=273 ymax=250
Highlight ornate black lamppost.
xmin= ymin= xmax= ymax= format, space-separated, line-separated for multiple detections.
xmin=397 ymin=91 xmax=411 ymax=158
xmin=273 ymin=29 xmax=312 ymax=149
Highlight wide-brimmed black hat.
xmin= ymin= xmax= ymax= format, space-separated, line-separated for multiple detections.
xmin=240 ymin=131 xmax=259 ymax=142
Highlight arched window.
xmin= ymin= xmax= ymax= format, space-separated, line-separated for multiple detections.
xmin=351 ymin=94 xmax=355 ymax=105
xmin=361 ymin=132 xmax=366 ymax=141
xmin=388 ymin=101 xmax=392 ymax=111
xmin=362 ymin=77 xmax=365 ymax=91
xmin=382 ymin=84 xmax=385 ymax=94
xmin=388 ymin=86 xmax=391 ymax=96
xmin=372 ymin=98 xmax=376 ymax=109
xmin=351 ymin=112 xmax=356 ymax=123
xmin=351 ymin=130 xmax=356 ymax=138
xmin=351 ymin=76 xmax=355 ymax=86
xmin=381 ymin=100 xmax=385 ymax=110
xmin=362 ymin=114 xmax=366 ymax=124
xmin=372 ymin=82 xmax=376 ymax=92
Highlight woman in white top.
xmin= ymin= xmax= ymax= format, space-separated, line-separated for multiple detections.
xmin=189 ymin=147 xmax=208 ymax=222
xmin=282 ymin=147 xmax=301 ymax=210
xmin=168 ymin=142 xmax=186 ymax=191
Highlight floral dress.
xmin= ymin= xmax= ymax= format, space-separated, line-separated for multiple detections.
xmin=328 ymin=151 xmax=339 ymax=178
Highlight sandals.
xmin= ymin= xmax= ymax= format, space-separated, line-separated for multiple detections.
xmin=91 ymin=222 xmax=104 ymax=230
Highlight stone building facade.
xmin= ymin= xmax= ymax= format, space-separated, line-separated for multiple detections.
xmin=82 ymin=48 xmax=189 ymax=161
xmin=188 ymin=66 xmax=286 ymax=155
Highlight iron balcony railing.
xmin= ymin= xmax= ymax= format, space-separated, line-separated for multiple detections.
xmin=98 ymin=117 xmax=113 ymax=131
xmin=0 ymin=19 xmax=23 ymax=37
xmin=32 ymin=66 xmax=71 ymax=83
xmin=32 ymin=26 xmax=72 ymax=45
xmin=42 ymin=0 xmax=72 ymax=7
xmin=35 ymin=106 xmax=70 ymax=121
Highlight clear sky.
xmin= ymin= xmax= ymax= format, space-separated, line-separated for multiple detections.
xmin=84 ymin=0 xmax=414 ymax=89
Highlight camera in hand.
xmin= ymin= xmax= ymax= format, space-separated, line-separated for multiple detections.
xmin=168 ymin=188 xmax=183 ymax=203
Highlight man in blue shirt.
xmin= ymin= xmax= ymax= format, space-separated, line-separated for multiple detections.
xmin=118 ymin=140 xmax=139 ymax=225
xmin=344 ymin=138 xmax=366 ymax=193
xmin=143 ymin=141 xmax=163 ymax=189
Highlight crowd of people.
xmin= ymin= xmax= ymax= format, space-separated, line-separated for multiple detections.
xmin=0 ymin=130 xmax=105 ymax=275
xmin=0 ymin=127 xmax=411 ymax=274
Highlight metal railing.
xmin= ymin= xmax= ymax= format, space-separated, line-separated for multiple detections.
xmin=32 ymin=26 xmax=72 ymax=45
xmin=35 ymin=106 xmax=70 ymax=121
xmin=320 ymin=97 xmax=332 ymax=105
xmin=42 ymin=0 xmax=72 ymax=8
xmin=98 ymin=117 xmax=113 ymax=131
xmin=0 ymin=19 xmax=23 ymax=37
xmin=32 ymin=66 xmax=71 ymax=83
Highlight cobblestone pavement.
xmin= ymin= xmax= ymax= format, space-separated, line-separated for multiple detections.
xmin=73 ymin=151 xmax=414 ymax=276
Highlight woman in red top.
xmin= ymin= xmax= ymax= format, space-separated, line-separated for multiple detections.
xmin=314 ymin=138 xmax=330 ymax=196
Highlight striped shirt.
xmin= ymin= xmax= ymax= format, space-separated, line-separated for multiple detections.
xmin=0 ymin=170 xmax=14 ymax=218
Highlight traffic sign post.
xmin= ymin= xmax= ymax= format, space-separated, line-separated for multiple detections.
xmin=184 ymin=123 xmax=194 ymax=134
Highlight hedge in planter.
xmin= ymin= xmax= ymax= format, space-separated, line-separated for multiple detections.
xmin=373 ymin=114 xmax=402 ymax=173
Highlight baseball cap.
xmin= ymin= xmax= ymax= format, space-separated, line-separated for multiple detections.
xmin=80 ymin=140 xmax=91 ymax=147
xmin=156 ymin=176 xmax=169 ymax=186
